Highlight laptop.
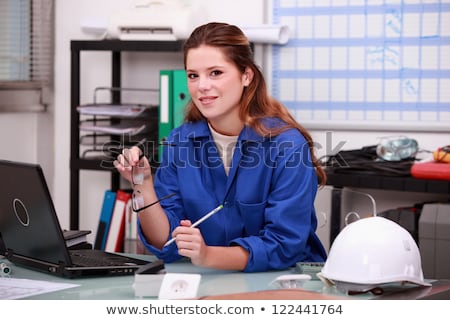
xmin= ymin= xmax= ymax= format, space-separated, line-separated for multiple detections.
xmin=0 ymin=160 xmax=164 ymax=278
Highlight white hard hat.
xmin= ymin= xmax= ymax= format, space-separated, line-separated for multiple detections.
xmin=319 ymin=216 xmax=430 ymax=293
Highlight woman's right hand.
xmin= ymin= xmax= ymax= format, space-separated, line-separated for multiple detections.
xmin=113 ymin=146 xmax=151 ymax=184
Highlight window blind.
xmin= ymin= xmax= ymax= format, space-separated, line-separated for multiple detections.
xmin=0 ymin=0 xmax=54 ymax=112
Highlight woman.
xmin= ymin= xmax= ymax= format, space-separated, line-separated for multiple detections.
xmin=114 ymin=22 xmax=327 ymax=272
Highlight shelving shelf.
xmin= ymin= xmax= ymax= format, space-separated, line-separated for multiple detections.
xmin=70 ymin=39 xmax=184 ymax=230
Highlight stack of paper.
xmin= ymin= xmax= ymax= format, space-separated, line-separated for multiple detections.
xmin=63 ymin=229 xmax=92 ymax=249
xmin=0 ymin=278 xmax=79 ymax=300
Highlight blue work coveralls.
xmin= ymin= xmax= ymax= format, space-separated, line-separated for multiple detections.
xmin=138 ymin=118 xmax=327 ymax=272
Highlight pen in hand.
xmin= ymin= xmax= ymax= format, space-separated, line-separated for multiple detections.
xmin=163 ymin=204 xmax=224 ymax=247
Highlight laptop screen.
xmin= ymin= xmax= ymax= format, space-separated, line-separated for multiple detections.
xmin=0 ymin=160 xmax=71 ymax=266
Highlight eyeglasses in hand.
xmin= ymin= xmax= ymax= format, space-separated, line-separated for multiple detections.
xmin=131 ymin=162 xmax=175 ymax=212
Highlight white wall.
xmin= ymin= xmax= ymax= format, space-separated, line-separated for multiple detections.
xmin=0 ymin=110 xmax=54 ymax=184
xmin=0 ymin=114 xmax=37 ymax=162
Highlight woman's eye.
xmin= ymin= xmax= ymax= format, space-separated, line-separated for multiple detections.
xmin=187 ymin=73 xmax=198 ymax=79
xmin=211 ymin=70 xmax=223 ymax=77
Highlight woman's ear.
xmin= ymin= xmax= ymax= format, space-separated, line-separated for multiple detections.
xmin=242 ymin=67 xmax=254 ymax=87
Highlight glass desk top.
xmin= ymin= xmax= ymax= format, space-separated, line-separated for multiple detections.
xmin=1 ymin=255 xmax=448 ymax=300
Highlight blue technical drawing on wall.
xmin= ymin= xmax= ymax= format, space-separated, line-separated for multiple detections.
xmin=271 ymin=0 xmax=450 ymax=128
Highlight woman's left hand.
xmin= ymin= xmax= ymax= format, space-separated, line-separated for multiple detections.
xmin=172 ymin=220 xmax=210 ymax=267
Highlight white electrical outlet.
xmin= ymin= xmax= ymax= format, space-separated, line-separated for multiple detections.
xmin=158 ymin=273 xmax=201 ymax=299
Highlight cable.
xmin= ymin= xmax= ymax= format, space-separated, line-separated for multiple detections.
xmin=321 ymin=145 xmax=415 ymax=177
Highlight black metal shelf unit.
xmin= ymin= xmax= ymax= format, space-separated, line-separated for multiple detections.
xmin=70 ymin=40 xmax=184 ymax=230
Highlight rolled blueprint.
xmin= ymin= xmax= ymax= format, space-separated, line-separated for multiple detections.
xmin=240 ymin=24 xmax=290 ymax=45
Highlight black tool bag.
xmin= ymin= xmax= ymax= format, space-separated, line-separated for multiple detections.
xmin=322 ymin=145 xmax=415 ymax=177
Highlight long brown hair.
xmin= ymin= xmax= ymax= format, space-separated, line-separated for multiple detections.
xmin=183 ymin=22 xmax=326 ymax=185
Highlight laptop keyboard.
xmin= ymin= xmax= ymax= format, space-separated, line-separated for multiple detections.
xmin=70 ymin=250 xmax=139 ymax=267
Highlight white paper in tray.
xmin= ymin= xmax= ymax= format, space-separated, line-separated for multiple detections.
xmin=79 ymin=122 xmax=147 ymax=135
xmin=77 ymin=104 xmax=156 ymax=118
